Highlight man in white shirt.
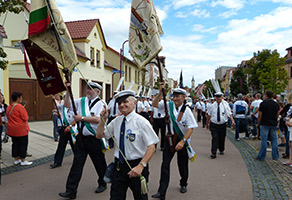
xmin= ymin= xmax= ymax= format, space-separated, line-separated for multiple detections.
xmin=135 ymin=95 xmax=144 ymax=114
xmin=206 ymin=92 xmax=235 ymax=159
xmin=152 ymin=95 xmax=166 ymax=150
xmin=195 ymin=99 xmax=203 ymax=122
xmin=152 ymin=86 xmax=198 ymax=199
xmin=96 ymin=90 xmax=159 ymax=200
xmin=233 ymin=93 xmax=249 ymax=141
xmin=59 ymin=82 xmax=108 ymax=199
xmin=250 ymin=93 xmax=262 ymax=138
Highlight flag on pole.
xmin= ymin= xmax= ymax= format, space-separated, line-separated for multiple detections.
xmin=28 ymin=0 xmax=78 ymax=72
xmin=129 ymin=0 xmax=163 ymax=68
xmin=22 ymin=39 xmax=66 ymax=95
xmin=18 ymin=41 xmax=31 ymax=78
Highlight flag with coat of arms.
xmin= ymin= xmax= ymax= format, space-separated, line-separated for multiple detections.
xmin=129 ymin=0 xmax=163 ymax=68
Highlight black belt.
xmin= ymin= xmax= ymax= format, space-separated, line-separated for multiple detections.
xmin=211 ymin=122 xmax=227 ymax=126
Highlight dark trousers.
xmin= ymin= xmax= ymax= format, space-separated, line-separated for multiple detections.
xmin=65 ymin=135 xmax=107 ymax=194
xmin=52 ymin=114 xmax=59 ymax=141
xmin=210 ymin=122 xmax=227 ymax=155
xmin=201 ymin=111 xmax=206 ymax=128
xmin=54 ymin=128 xmax=75 ymax=165
xmin=235 ymin=118 xmax=249 ymax=139
xmin=158 ymin=138 xmax=189 ymax=196
xmin=153 ymin=118 xmax=166 ymax=149
xmin=285 ymin=130 xmax=290 ymax=155
xmin=197 ymin=109 xmax=201 ymax=122
xmin=141 ymin=112 xmax=150 ymax=121
xmin=11 ymin=135 xmax=28 ymax=159
xmin=110 ymin=158 xmax=149 ymax=200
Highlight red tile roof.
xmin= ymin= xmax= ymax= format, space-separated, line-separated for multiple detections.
xmin=65 ymin=19 xmax=99 ymax=39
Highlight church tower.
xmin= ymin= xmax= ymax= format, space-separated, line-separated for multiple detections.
xmin=191 ymin=76 xmax=195 ymax=90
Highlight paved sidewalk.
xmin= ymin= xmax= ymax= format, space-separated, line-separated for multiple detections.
xmin=0 ymin=121 xmax=72 ymax=174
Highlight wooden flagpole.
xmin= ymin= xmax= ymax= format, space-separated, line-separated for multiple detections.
xmin=156 ymin=55 xmax=175 ymax=153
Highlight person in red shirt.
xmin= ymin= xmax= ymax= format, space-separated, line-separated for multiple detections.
xmin=6 ymin=92 xmax=32 ymax=166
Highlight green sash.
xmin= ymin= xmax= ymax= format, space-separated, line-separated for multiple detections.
xmin=62 ymin=106 xmax=78 ymax=144
xmin=81 ymin=97 xmax=108 ymax=152
xmin=169 ymin=101 xmax=197 ymax=162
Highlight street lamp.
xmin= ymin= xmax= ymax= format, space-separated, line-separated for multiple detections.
xmin=120 ymin=40 xmax=128 ymax=91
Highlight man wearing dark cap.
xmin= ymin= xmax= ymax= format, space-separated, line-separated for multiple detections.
xmin=59 ymin=82 xmax=108 ymax=199
xmin=96 ymin=90 xmax=159 ymax=200
xmin=152 ymin=86 xmax=198 ymax=199
xmin=206 ymin=92 xmax=235 ymax=159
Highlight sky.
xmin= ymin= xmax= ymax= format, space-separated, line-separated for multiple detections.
xmin=53 ymin=0 xmax=292 ymax=87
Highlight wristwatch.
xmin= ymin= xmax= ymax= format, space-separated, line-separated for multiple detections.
xmin=81 ymin=116 xmax=84 ymax=122
xmin=140 ymin=161 xmax=147 ymax=167
xmin=182 ymin=137 xmax=187 ymax=142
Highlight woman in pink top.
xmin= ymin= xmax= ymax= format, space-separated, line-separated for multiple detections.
xmin=6 ymin=92 xmax=32 ymax=166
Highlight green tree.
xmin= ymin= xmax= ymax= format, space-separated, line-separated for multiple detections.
xmin=0 ymin=0 xmax=27 ymax=70
xmin=246 ymin=49 xmax=288 ymax=94
xmin=230 ymin=67 xmax=249 ymax=96
xmin=202 ymin=79 xmax=215 ymax=98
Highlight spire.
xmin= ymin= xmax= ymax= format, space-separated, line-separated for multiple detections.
xmin=179 ymin=69 xmax=183 ymax=88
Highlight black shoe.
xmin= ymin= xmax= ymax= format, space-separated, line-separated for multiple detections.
xmin=50 ymin=163 xmax=61 ymax=169
xmin=152 ymin=192 xmax=165 ymax=199
xmin=210 ymin=154 xmax=216 ymax=159
xmin=282 ymin=154 xmax=290 ymax=159
xmin=95 ymin=185 xmax=107 ymax=193
xmin=219 ymin=152 xmax=224 ymax=155
xmin=180 ymin=186 xmax=187 ymax=193
xmin=59 ymin=192 xmax=76 ymax=199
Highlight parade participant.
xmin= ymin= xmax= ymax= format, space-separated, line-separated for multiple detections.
xmin=107 ymin=91 xmax=120 ymax=148
xmin=50 ymin=94 xmax=77 ymax=169
xmin=6 ymin=92 xmax=32 ymax=166
xmin=256 ymin=90 xmax=279 ymax=161
xmin=96 ymin=90 xmax=159 ymax=200
xmin=201 ymin=99 xmax=207 ymax=128
xmin=250 ymin=93 xmax=262 ymax=139
xmin=52 ymin=93 xmax=63 ymax=142
xmin=147 ymin=97 xmax=153 ymax=120
xmin=195 ymin=99 xmax=203 ymax=122
xmin=141 ymin=96 xmax=150 ymax=120
xmin=135 ymin=95 xmax=144 ymax=114
xmin=233 ymin=93 xmax=249 ymax=141
xmin=59 ymin=82 xmax=108 ymax=199
xmin=206 ymin=92 xmax=235 ymax=159
xmin=152 ymin=85 xmax=198 ymax=199
xmin=152 ymin=95 xmax=166 ymax=151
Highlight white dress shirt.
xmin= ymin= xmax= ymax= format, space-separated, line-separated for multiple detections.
xmin=153 ymin=100 xmax=165 ymax=118
xmin=207 ymin=100 xmax=232 ymax=124
xmin=105 ymin=111 xmax=159 ymax=160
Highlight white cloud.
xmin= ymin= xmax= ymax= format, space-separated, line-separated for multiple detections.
xmin=190 ymin=9 xmax=210 ymax=18
xmin=211 ymin=0 xmax=246 ymax=10
xmin=172 ymin=0 xmax=208 ymax=9
xmin=272 ymin=0 xmax=292 ymax=5
xmin=219 ymin=10 xmax=238 ymax=18
xmin=175 ymin=11 xmax=189 ymax=18
xmin=192 ymin=24 xmax=217 ymax=33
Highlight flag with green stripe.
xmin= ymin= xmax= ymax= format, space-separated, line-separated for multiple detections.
xmin=29 ymin=1 xmax=50 ymax=36
xmin=28 ymin=0 xmax=78 ymax=72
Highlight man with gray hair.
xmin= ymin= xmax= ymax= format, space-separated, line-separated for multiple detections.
xmin=59 ymin=82 xmax=108 ymax=199
xmin=152 ymin=85 xmax=198 ymax=199
xmin=233 ymin=93 xmax=249 ymax=141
